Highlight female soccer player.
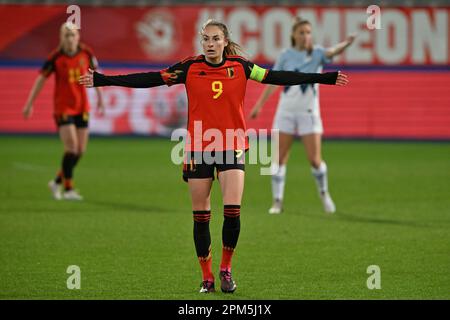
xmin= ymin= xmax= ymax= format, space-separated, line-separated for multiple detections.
xmin=79 ymin=19 xmax=348 ymax=293
xmin=23 ymin=22 xmax=104 ymax=201
xmin=250 ymin=18 xmax=355 ymax=214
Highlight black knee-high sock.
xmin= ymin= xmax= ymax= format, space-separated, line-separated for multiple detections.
xmin=62 ymin=152 xmax=78 ymax=180
xmin=222 ymin=205 xmax=241 ymax=250
xmin=62 ymin=152 xmax=78 ymax=190
xmin=56 ymin=153 xmax=81 ymax=184
xmin=55 ymin=170 xmax=63 ymax=184
xmin=193 ymin=210 xmax=212 ymax=258
xmin=73 ymin=153 xmax=81 ymax=168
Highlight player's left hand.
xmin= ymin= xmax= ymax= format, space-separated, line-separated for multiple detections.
xmin=79 ymin=68 xmax=94 ymax=87
xmin=335 ymin=71 xmax=349 ymax=86
xmin=346 ymin=33 xmax=357 ymax=45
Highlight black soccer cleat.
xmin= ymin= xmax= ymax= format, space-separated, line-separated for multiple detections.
xmin=199 ymin=280 xmax=215 ymax=293
xmin=219 ymin=270 xmax=237 ymax=293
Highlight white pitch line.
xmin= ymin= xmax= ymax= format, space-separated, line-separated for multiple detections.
xmin=11 ymin=162 xmax=51 ymax=172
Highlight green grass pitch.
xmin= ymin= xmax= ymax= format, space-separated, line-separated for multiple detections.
xmin=0 ymin=136 xmax=449 ymax=299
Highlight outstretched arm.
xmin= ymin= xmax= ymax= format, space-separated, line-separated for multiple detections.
xmin=260 ymin=69 xmax=348 ymax=86
xmin=326 ymin=33 xmax=356 ymax=58
xmin=79 ymin=68 xmax=166 ymax=88
xmin=247 ymin=63 xmax=348 ymax=86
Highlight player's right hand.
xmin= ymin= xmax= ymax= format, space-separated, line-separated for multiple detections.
xmin=79 ymin=68 xmax=94 ymax=87
xmin=22 ymin=105 xmax=33 ymax=119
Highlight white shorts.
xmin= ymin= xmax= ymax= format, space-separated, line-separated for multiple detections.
xmin=272 ymin=108 xmax=323 ymax=136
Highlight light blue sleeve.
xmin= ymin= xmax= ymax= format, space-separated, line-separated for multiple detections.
xmin=272 ymin=49 xmax=287 ymax=71
xmin=316 ymin=46 xmax=332 ymax=65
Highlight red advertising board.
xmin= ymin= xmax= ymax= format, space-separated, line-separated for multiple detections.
xmin=1 ymin=68 xmax=449 ymax=139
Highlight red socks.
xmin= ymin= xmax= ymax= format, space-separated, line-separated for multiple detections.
xmin=198 ymin=250 xmax=214 ymax=282
xmin=220 ymin=246 xmax=234 ymax=272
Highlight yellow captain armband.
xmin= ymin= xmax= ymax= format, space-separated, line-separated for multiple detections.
xmin=249 ymin=64 xmax=267 ymax=82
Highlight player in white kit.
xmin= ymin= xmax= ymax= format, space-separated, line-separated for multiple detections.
xmin=250 ymin=18 xmax=355 ymax=214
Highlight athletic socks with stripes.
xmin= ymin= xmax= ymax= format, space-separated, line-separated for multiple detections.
xmin=193 ymin=205 xmax=242 ymax=280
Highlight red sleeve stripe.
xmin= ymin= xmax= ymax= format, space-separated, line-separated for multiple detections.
xmin=159 ymin=68 xmax=172 ymax=85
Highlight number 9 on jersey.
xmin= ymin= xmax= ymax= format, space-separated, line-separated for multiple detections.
xmin=212 ymin=81 xmax=223 ymax=99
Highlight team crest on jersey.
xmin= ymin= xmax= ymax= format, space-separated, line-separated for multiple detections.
xmin=226 ymin=67 xmax=235 ymax=78
xmin=79 ymin=58 xmax=85 ymax=68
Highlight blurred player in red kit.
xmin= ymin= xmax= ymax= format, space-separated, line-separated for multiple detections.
xmin=23 ymin=22 xmax=104 ymax=200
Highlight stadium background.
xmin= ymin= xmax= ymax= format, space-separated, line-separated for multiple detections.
xmin=1 ymin=0 xmax=449 ymax=300
xmin=1 ymin=0 xmax=449 ymax=139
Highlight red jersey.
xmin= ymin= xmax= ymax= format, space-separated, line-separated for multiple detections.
xmin=41 ymin=43 xmax=98 ymax=116
xmin=160 ymin=55 xmax=265 ymax=152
